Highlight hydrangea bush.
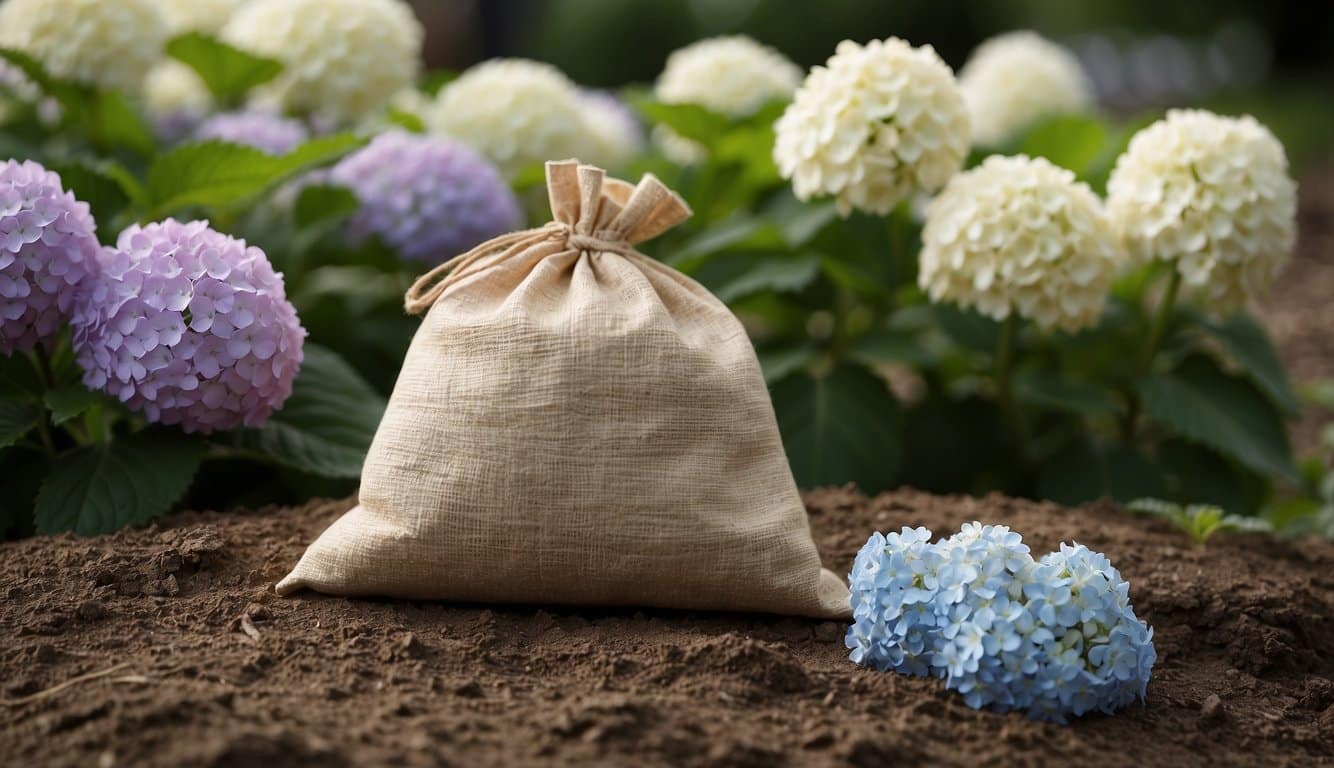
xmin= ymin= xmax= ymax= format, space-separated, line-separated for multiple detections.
xmin=847 ymin=524 xmax=1156 ymax=722
xmin=0 ymin=2 xmax=1319 ymax=542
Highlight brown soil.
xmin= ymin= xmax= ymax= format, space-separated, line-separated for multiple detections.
xmin=1258 ymin=166 xmax=1334 ymax=456
xmin=2 ymin=489 xmax=1331 ymax=767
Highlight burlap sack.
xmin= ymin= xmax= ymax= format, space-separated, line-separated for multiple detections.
xmin=276 ymin=160 xmax=850 ymax=619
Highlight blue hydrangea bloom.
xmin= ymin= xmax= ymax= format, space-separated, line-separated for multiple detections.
xmin=0 ymin=160 xmax=101 ymax=354
xmin=847 ymin=522 xmax=1156 ymax=723
xmin=194 ymin=110 xmax=308 ymax=155
xmin=328 ymin=130 xmax=522 ymax=264
xmin=72 ymin=219 xmax=306 ymax=433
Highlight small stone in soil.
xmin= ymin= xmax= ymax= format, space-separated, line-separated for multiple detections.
xmin=77 ymin=600 xmax=109 ymax=622
xmin=1199 ymin=693 xmax=1227 ymax=725
xmin=454 ymin=681 xmax=484 ymax=699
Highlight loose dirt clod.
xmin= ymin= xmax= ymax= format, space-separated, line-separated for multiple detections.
xmin=1 ymin=491 xmax=1332 ymax=766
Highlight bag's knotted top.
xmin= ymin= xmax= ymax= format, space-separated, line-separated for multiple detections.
xmin=404 ymin=160 xmax=692 ymax=315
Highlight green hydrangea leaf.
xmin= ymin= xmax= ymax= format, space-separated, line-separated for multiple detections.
xmin=166 ymin=32 xmax=282 ymax=105
xmin=34 ymin=431 xmax=206 ymax=535
xmin=772 ymin=362 xmax=902 ymax=493
xmin=228 ymin=344 xmax=385 ymax=478
xmin=0 ymin=397 xmax=41 ymax=449
xmin=1137 ymin=355 xmax=1298 ymax=483
xmin=1199 ymin=312 xmax=1301 ymax=416
xmin=146 ymin=133 xmax=364 ymax=215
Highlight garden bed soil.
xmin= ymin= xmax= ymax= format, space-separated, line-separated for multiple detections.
xmin=2 ymin=489 xmax=1331 ymax=767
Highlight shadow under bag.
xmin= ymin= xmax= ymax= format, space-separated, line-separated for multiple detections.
xmin=277 ymin=159 xmax=851 ymax=619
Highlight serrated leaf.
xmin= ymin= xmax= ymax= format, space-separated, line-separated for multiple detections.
xmin=294 ymin=183 xmax=360 ymax=228
xmin=230 ymin=344 xmax=385 ymax=477
xmin=166 ymin=32 xmax=282 ymax=105
xmin=34 ymin=432 xmax=205 ymax=535
xmin=1013 ymin=368 xmax=1122 ymax=417
xmin=146 ymin=133 xmax=364 ymax=215
xmin=1200 ymin=313 xmax=1300 ymax=416
xmin=43 ymin=386 xmax=102 ymax=426
xmin=1137 ymin=356 xmax=1298 ymax=482
xmin=771 ymin=362 xmax=902 ymax=493
xmin=0 ymin=397 xmax=41 ymax=448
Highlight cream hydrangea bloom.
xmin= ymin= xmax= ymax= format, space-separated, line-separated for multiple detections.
xmin=959 ymin=31 xmax=1093 ymax=147
xmin=427 ymin=59 xmax=595 ymax=177
xmin=919 ymin=155 xmax=1121 ymax=333
xmin=1106 ymin=110 xmax=1296 ymax=313
xmin=0 ymin=0 xmax=167 ymax=93
xmin=144 ymin=61 xmax=212 ymax=117
xmin=774 ymin=38 xmax=970 ymax=216
xmin=656 ymin=36 xmax=802 ymax=117
xmin=653 ymin=35 xmax=800 ymax=166
xmin=222 ymin=0 xmax=423 ymax=125
xmin=151 ymin=0 xmax=246 ymax=34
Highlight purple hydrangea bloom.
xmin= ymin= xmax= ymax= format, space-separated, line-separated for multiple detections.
xmin=0 ymin=160 xmax=101 ymax=354
xmin=194 ymin=111 xmax=308 ymax=155
xmin=72 ymin=220 xmax=306 ymax=433
xmin=329 ymin=131 xmax=522 ymax=264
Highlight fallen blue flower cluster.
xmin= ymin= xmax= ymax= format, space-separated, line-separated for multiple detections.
xmin=846 ymin=523 xmax=1156 ymax=723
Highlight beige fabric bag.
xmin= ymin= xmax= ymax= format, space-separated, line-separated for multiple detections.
xmin=276 ymin=160 xmax=850 ymax=619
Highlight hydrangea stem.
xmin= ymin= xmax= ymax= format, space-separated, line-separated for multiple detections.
xmin=1137 ymin=268 xmax=1182 ymax=375
xmin=994 ymin=314 xmax=1030 ymax=461
xmin=1123 ymin=267 xmax=1183 ymax=439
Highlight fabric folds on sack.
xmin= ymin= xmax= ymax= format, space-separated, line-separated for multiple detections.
xmin=277 ymin=159 xmax=851 ymax=619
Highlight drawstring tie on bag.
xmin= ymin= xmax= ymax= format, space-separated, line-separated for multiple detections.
xmin=404 ymin=159 xmax=690 ymax=316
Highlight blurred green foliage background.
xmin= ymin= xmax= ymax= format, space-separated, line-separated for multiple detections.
xmin=412 ymin=0 xmax=1332 ymax=169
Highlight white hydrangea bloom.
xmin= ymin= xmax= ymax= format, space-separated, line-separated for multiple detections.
xmin=222 ymin=0 xmax=423 ymax=125
xmin=427 ymin=59 xmax=596 ymax=177
xmin=653 ymin=35 xmax=800 ymax=166
xmin=774 ymin=38 xmax=970 ymax=216
xmin=959 ymin=31 xmax=1093 ymax=147
xmin=919 ymin=155 xmax=1122 ymax=333
xmin=0 ymin=0 xmax=168 ymax=93
xmin=144 ymin=61 xmax=212 ymax=117
xmin=151 ymin=0 xmax=246 ymax=34
xmin=655 ymin=36 xmax=802 ymax=117
xmin=1106 ymin=110 xmax=1296 ymax=313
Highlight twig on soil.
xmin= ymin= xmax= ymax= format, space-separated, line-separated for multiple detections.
xmin=238 ymin=613 xmax=262 ymax=643
xmin=0 ymin=662 xmax=131 ymax=707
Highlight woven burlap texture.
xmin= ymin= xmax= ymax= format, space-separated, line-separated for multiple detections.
xmin=276 ymin=160 xmax=851 ymax=619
